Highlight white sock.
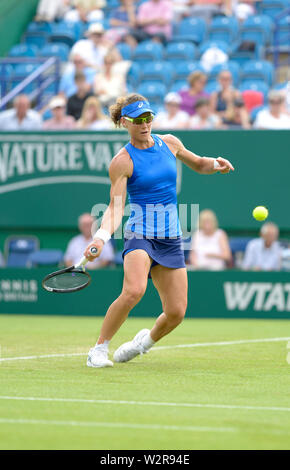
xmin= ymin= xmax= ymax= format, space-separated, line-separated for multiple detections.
xmin=142 ymin=333 xmax=155 ymax=350
xmin=95 ymin=340 xmax=110 ymax=350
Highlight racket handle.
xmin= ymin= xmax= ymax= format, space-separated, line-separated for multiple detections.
xmin=75 ymin=256 xmax=88 ymax=269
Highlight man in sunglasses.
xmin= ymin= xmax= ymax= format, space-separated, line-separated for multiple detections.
xmin=84 ymin=93 xmax=234 ymax=368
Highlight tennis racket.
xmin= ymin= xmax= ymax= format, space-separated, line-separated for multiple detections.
xmin=42 ymin=247 xmax=98 ymax=293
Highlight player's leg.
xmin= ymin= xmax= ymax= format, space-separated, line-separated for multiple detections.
xmin=114 ymin=266 xmax=187 ymax=363
xmin=87 ymin=249 xmax=151 ymax=368
xmin=149 ymin=265 xmax=188 ymax=341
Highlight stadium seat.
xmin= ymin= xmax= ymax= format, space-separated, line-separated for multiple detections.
xmin=205 ymin=81 xmax=220 ymax=94
xmin=258 ymin=0 xmax=289 ymax=19
xmin=274 ymin=15 xmax=290 ymax=46
xmin=23 ymin=32 xmax=48 ymax=49
xmin=141 ymin=62 xmax=174 ymax=86
xmin=133 ymin=41 xmax=164 ymax=62
xmin=38 ymin=43 xmax=70 ymax=62
xmin=26 ymin=22 xmax=52 ymax=34
xmin=240 ymin=15 xmax=274 ymax=45
xmin=208 ymin=16 xmax=239 ymax=43
xmin=209 ymin=62 xmax=241 ymax=87
xmin=169 ymin=80 xmax=188 ymax=93
xmin=173 ymin=17 xmax=206 ymax=44
xmin=229 ymin=40 xmax=264 ymax=66
xmin=5 ymin=236 xmax=39 ymax=268
xmin=137 ymin=81 xmax=167 ymax=104
xmin=173 ymin=61 xmax=204 ymax=81
xmin=240 ymin=80 xmax=269 ymax=99
xmin=229 ymin=237 xmax=252 ymax=268
xmin=199 ymin=40 xmax=230 ymax=57
xmin=116 ymin=43 xmax=133 ymax=60
xmin=165 ymin=42 xmax=197 ymax=62
xmin=27 ymin=249 xmax=64 ymax=267
xmin=241 ymin=60 xmax=274 ymax=86
xmin=9 ymin=44 xmax=38 ymax=57
xmin=11 ymin=64 xmax=40 ymax=92
xmin=127 ymin=62 xmax=142 ymax=87
xmin=242 ymin=90 xmax=264 ymax=112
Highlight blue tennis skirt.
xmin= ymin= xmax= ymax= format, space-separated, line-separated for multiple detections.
xmin=122 ymin=235 xmax=186 ymax=273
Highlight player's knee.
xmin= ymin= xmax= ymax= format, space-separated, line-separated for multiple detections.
xmin=123 ymin=284 xmax=146 ymax=306
xmin=166 ymin=303 xmax=187 ymax=325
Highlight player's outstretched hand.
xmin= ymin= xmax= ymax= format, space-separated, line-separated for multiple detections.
xmin=84 ymin=239 xmax=104 ymax=261
xmin=216 ymin=157 xmax=235 ymax=174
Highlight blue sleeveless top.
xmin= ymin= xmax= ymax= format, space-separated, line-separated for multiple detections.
xmin=124 ymin=134 xmax=181 ymax=239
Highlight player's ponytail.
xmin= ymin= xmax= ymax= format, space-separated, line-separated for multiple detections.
xmin=109 ymin=93 xmax=147 ymax=127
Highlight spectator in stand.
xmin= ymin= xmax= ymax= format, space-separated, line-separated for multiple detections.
xmin=129 ymin=0 xmax=173 ymax=44
xmin=0 ymin=95 xmax=42 ymax=131
xmin=43 ymin=96 xmax=76 ymax=130
xmin=93 ymin=50 xmax=131 ymax=108
xmin=188 ymin=98 xmax=221 ymax=129
xmin=64 ymin=0 xmax=105 ymax=23
xmin=253 ymin=91 xmax=290 ymax=130
xmin=64 ymin=213 xmax=114 ymax=269
xmin=211 ymin=70 xmax=241 ymax=118
xmin=173 ymin=0 xmax=192 ymax=20
xmin=70 ymin=23 xmax=112 ymax=69
xmin=188 ymin=209 xmax=231 ymax=270
xmin=233 ymin=0 xmax=257 ymax=22
xmin=77 ymin=96 xmax=112 ymax=129
xmin=35 ymin=0 xmax=70 ymax=22
xmin=222 ymin=97 xmax=251 ymax=129
xmin=67 ymin=72 xmax=94 ymax=120
xmin=153 ymin=92 xmax=189 ymax=129
xmin=106 ymin=0 xmax=137 ymax=45
xmin=179 ymin=71 xmax=209 ymax=116
xmin=242 ymin=222 xmax=281 ymax=271
xmin=59 ymin=53 xmax=97 ymax=98
xmin=188 ymin=0 xmax=232 ymax=21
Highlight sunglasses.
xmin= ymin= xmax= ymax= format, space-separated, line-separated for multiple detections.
xmin=124 ymin=114 xmax=154 ymax=125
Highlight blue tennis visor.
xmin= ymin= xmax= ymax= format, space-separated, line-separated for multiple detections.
xmin=121 ymin=100 xmax=155 ymax=118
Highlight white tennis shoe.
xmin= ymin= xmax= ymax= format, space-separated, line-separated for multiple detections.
xmin=113 ymin=329 xmax=151 ymax=363
xmin=87 ymin=344 xmax=113 ymax=368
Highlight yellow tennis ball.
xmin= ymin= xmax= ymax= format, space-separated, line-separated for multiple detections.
xmin=252 ymin=206 xmax=268 ymax=221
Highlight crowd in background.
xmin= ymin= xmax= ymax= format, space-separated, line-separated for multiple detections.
xmin=0 ymin=0 xmax=290 ymax=130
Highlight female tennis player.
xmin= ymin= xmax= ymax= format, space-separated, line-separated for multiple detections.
xmin=84 ymin=93 xmax=234 ymax=368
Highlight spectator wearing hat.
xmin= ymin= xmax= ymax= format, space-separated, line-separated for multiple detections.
xmin=211 ymin=70 xmax=241 ymax=117
xmin=67 ymin=72 xmax=94 ymax=120
xmin=222 ymin=97 xmax=251 ymax=129
xmin=253 ymin=91 xmax=290 ymax=130
xmin=188 ymin=98 xmax=221 ymax=129
xmin=179 ymin=71 xmax=209 ymax=116
xmin=64 ymin=0 xmax=105 ymax=23
xmin=242 ymin=222 xmax=281 ymax=271
xmin=59 ymin=52 xmax=97 ymax=98
xmin=43 ymin=96 xmax=76 ymax=130
xmin=70 ymin=23 xmax=112 ymax=69
xmin=0 ymin=94 xmax=42 ymax=131
xmin=153 ymin=92 xmax=189 ymax=129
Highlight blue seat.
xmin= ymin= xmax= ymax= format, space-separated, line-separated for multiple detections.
xmin=229 ymin=237 xmax=252 ymax=267
xmin=11 ymin=64 xmax=40 ymax=92
xmin=49 ymin=21 xmax=80 ymax=46
xmin=127 ymin=62 xmax=142 ymax=87
xmin=27 ymin=249 xmax=64 ymax=267
xmin=259 ymin=0 xmax=289 ymax=19
xmin=241 ymin=60 xmax=274 ymax=86
xmin=141 ymin=61 xmax=174 ymax=86
xmin=199 ymin=40 xmax=230 ymax=56
xmin=165 ymin=42 xmax=197 ymax=62
xmin=205 ymin=81 xmax=220 ymax=94
xmin=23 ymin=32 xmax=48 ymax=49
xmin=275 ymin=15 xmax=290 ymax=46
xmin=209 ymin=16 xmax=239 ymax=43
xmin=38 ymin=43 xmax=70 ymax=62
xmin=5 ymin=236 xmax=39 ymax=268
xmin=209 ymin=61 xmax=241 ymax=87
xmin=240 ymin=15 xmax=274 ymax=44
xmin=229 ymin=40 xmax=264 ymax=65
xmin=9 ymin=44 xmax=38 ymax=57
xmin=174 ymin=61 xmax=204 ymax=81
xmin=133 ymin=41 xmax=164 ymax=62
xmin=174 ymin=17 xmax=206 ymax=44
xmin=27 ymin=22 xmax=52 ymax=34
xmin=240 ymin=80 xmax=269 ymax=98
xmin=116 ymin=43 xmax=133 ymax=60
xmin=169 ymin=80 xmax=188 ymax=93
xmin=137 ymin=81 xmax=167 ymax=104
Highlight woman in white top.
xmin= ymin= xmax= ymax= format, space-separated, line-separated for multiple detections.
xmin=189 ymin=209 xmax=231 ymax=270
xmin=153 ymin=92 xmax=189 ymax=130
xmin=77 ymin=96 xmax=112 ymax=130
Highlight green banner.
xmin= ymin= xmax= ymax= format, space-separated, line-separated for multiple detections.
xmin=1 ymin=268 xmax=290 ymax=319
xmin=0 ymin=130 xmax=290 ymax=232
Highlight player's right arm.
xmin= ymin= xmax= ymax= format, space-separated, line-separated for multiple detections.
xmin=84 ymin=149 xmax=133 ymax=261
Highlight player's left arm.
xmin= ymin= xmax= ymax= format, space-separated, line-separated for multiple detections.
xmin=161 ymin=134 xmax=234 ymax=175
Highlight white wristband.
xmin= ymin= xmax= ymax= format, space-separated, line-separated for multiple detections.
xmin=213 ymin=159 xmax=221 ymax=170
xmin=93 ymin=228 xmax=111 ymax=244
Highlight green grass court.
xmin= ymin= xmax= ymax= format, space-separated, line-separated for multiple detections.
xmin=0 ymin=314 xmax=290 ymax=450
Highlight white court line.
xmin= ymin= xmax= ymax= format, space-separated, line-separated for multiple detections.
xmin=0 ymin=396 xmax=290 ymax=413
xmin=0 ymin=336 xmax=289 ymax=362
xmin=0 ymin=418 xmax=235 ymax=433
